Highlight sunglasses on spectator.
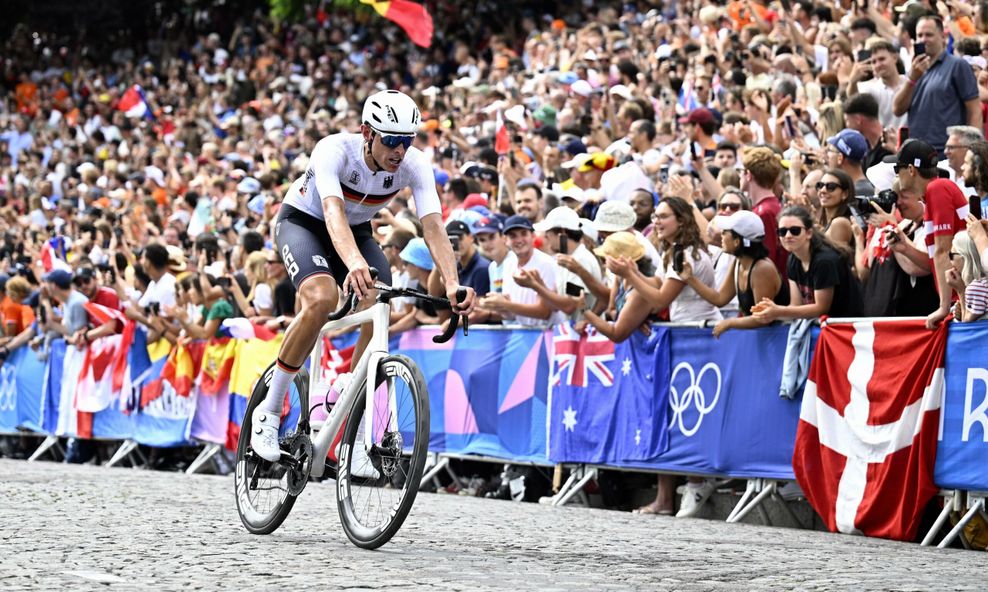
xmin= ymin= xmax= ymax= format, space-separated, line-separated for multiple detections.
xmin=374 ymin=131 xmax=414 ymax=150
xmin=815 ymin=181 xmax=845 ymax=191
xmin=949 ymin=251 xmax=959 ymax=260
xmin=777 ymin=226 xmax=806 ymax=237
xmin=718 ymin=201 xmax=742 ymax=212
xmin=265 ymin=259 xmax=280 ymax=264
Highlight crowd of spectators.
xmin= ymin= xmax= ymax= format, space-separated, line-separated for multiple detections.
xmin=4 ymin=0 xmax=988 ymax=510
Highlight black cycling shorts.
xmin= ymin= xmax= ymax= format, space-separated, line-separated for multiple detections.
xmin=274 ymin=203 xmax=392 ymax=290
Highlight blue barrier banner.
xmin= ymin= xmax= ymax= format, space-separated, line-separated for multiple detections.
xmin=382 ymin=327 xmax=550 ymax=463
xmin=546 ymin=324 xmax=802 ymax=479
xmin=935 ymin=323 xmax=988 ymax=491
xmin=548 ymin=326 xmax=671 ymax=464
xmin=626 ymin=325 xmax=801 ymax=478
xmin=42 ymin=340 xmax=66 ymax=434
xmin=0 ymin=346 xmax=47 ymax=433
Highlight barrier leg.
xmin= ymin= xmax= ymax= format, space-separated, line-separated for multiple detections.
xmin=920 ymin=491 xmax=956 ymax=547
xmin=937 ymin=497 xmax=986 ymax=549
xmin=552 ymin=467 xmax=597 ymax=507
xmin=419 ymin=455 xmax=449 ymax=490
xmin=443 ymin=459 xmax=463 ymax=490
xmin=104 ymin=440 xmax=141 ymax=468
xmin=755 ymin=502 xmax=773 ymax=526
xmin=726 ymin=480 xmax=756 ymax=522
xmin=211 ymin=447 xmax=233 ymax=474
xmin=27 ymin=436 xmax=63 ymax=462
xmin=186 ymin=443 xmax=222 ymax=475
xmin=770 ymin=491 xmax=806 ymax=529
xmin=727 ymin=481 xmax=776 ymax=524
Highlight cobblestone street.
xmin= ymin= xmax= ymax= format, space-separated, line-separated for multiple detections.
xmin=0 ymin=460 xmax=981 ymax=591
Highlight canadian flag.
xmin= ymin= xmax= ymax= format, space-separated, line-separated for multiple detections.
xmin=794 ymin=319 xmax=946 ymax=541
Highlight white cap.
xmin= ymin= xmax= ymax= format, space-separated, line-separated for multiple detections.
xmin=559 ymin=185 xmax=587 ymax=204
xmin=718 ymin=210 xmax=765 ymax=244
xmin=570 ymin=79 xmax=594 ymax=97
xmin=608 ymin=84 xmax=633 ymax=100
xmin=561 ymin=153 xmax=593 ymax=169
xmin=534 ymin=206 xmax=583 ymax=232
xmin=593 ymin=201 xmax=637 ymax=233
xmin=582 ymin=49 xmax=599 ymax=61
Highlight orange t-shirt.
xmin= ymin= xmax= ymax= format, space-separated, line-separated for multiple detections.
xmin=1 ymin=296 xmax=35 ymax=335
xmin=15 ymin=81 xmax=38 ymax=116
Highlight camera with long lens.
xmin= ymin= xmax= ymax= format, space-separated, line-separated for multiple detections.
xmin=854 ymin=189 xmax=897 ymax=218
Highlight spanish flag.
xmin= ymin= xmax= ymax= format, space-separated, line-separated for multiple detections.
xmin=162 ymin=342 xmax=203 ymax=397
xmin=360 ymin=0 xmax=434 ymax=48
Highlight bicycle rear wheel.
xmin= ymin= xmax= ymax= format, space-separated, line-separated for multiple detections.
xmin=336 ymin=355 xmax=430 ymax=549
xmin=234 ymin=362 xmax=311 ymax=535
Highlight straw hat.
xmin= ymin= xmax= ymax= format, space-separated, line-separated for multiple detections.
xmin=166 ymin=245 xmax=188 ymax=272
xmin=593 ymin=231 xmax=645 ymax=261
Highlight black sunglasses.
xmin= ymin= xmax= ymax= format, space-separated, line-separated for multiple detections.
xmin=816 ymin=181 xmax=845 ymax=191
xmin=375 ymin=132 xmax=414 ymax=150
xmin=777 ymin=226 xmax=805 ymax=237
xmin=719 ymin=202 xmax=742 ymax=212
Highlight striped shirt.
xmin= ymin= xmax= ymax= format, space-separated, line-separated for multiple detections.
xmin=965 ymin=278 xmax=988 ymax=318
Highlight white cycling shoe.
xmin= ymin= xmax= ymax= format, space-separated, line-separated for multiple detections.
xmin=250 ymin=407 xmax=283 ymax=462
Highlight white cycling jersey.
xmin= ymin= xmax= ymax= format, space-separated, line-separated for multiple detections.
xmin=282 ymin=133 xmax=441 ymax=225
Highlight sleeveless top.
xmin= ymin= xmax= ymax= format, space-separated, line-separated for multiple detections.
xmin=734 ymin=258 xmax=791 ymax=316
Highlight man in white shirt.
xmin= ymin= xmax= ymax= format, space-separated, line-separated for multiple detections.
xmin=848 ymin=39 xmax=906 ymax=129
xmin=477 ymin=216 xmax=556 ymax=327
xmin=123 ymin=243 xmax=179 ymax=341
xmin=525 ymin=207 xmax=605 ymax=322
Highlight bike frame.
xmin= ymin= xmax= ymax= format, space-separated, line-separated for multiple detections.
xmin=307 ymin=299 xmax=391 ymax=479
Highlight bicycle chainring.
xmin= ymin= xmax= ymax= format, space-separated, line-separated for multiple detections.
xmin=283 ymin=431 xmax=313 ymax=496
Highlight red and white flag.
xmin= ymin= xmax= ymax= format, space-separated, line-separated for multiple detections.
xmin=794 ymin=319 xmax=946 ymax=541
xmin=494 ymin=109 xmax=510 ymax=155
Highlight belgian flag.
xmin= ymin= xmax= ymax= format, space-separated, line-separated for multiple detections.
xmin=360 ymin=0 xmax=434 ymax=48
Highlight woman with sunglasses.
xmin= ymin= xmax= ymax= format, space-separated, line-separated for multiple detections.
xmin=815 ymin=169 xmax=856 ymax=252
xmin=754 ymin=205 xmax=863 ymax=322
xmin=681 ymin=210 xmax=789 ymax=337
xmin=705 ymin=188 xmax=751 ymax=318
xmin=615 ymin=196 xmax=721 ymax=518
xmin=251 ymin=89 xmax=477 ymax=463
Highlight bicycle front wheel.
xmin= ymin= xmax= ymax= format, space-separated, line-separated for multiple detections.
xmin=337 ymin=355 xmax=430 ymax=549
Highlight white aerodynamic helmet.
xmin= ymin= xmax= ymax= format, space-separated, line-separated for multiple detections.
xmin=362 ymin=90 xmax=421 ymax=135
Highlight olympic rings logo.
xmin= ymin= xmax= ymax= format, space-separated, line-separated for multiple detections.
xmin=668 ymin=362 xmax=721 ymax=437
xmin=0 ymin=364 xmax=16 ymax=413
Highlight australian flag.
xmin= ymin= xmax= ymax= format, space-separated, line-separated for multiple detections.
xmin=548 ymin=324 xmax=672 ymax=464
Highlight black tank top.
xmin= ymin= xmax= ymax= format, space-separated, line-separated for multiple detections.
xmin=735 ymin=258 xmax=791 ymax=316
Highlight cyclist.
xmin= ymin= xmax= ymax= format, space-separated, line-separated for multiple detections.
xmin=251 ymin=89 xmax=476 ymax=462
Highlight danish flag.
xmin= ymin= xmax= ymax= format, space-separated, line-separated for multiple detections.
xmin=553 ymin=323 xmax=616 ymax=388
xmin=794 ymin=319 xmax=946 ymax=541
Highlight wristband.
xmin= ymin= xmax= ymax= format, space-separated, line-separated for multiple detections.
xmin=908 ymin=77 xmax=918 ymax=87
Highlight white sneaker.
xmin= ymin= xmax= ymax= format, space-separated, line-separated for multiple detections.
xmin=250 ymin=407 xmax=282 ymax=462
xmin=676 ymin=480 xmax=715 ymax=518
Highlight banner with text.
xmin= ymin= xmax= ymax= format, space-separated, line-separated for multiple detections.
xmin=935 ymin=323 xmax=988 ymax=491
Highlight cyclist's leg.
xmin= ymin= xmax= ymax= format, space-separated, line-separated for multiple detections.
xmin=252 ymin=207 xmax=342 ymax=461
xmin=347 ymin=223 xmax=393 ymax=372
